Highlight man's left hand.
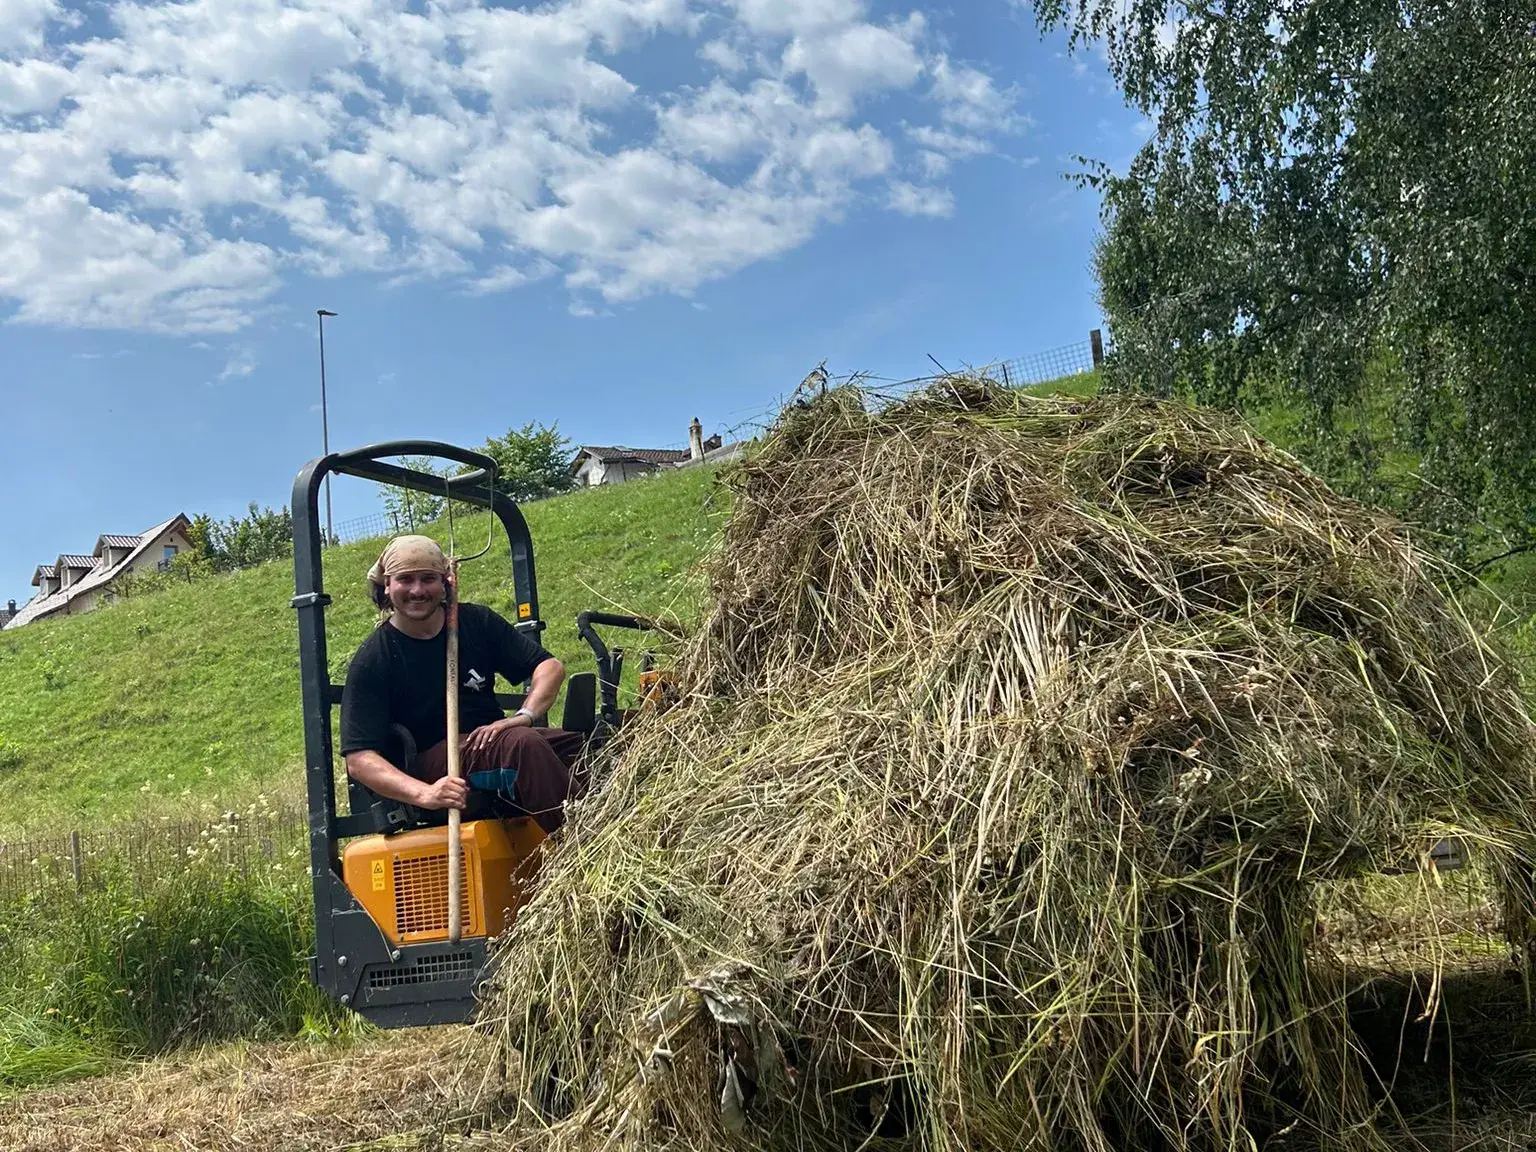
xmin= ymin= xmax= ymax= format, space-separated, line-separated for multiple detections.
xmin=461 ymin=713 xmax=532 ymax=755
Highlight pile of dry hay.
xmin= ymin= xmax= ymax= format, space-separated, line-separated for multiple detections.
xmin=485 ymin=380 xmax=1536 ymax=1152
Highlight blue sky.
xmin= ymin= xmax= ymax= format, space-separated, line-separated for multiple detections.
xmin=0 ymin=0 xmax=1144 ymax=606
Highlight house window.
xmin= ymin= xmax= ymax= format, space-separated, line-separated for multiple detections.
xmin=164 ymin=545 xmax=178 ymax=561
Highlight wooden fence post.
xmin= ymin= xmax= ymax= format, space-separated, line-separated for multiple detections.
xmin=69 ymin=830 xmax=83 ymax=890
xmin=1090 ymin=329 xmax=1105 ymax=369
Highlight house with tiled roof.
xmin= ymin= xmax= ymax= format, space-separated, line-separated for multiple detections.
xmin=3 ymin=514 xmax=194 ymax=630
xmin=97 ymin=534 xmax=144 ymax=561
xmin=570 ymin=418 xmax=725 ymax=488
xmin=56 ymin=555 xmax=98 ymax=592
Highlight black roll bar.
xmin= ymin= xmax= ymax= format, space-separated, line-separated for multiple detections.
xmin=289 ymin=441 xmax=543 ymax=1009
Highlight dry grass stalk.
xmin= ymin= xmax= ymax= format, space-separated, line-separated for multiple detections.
xmin=0 ymin=1027 xmax=513 ymax=1151
xmin=480 ymin=380 xmax=1536 ymax=1152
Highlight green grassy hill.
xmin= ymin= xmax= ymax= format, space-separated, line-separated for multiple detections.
xmin=7 ymin=370 xmax=1535 ymax=839
xmin=0 ymin=465 xmax=725 ymax=835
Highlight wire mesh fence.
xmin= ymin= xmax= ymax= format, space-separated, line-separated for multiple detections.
xmin=723 ymin=330 xmax=1112 ymax=447
xmin=0 ymin=808 xmax=307 ymax=904
xmin=987 ymin=332 xmax=1107 ymax=388
xmin=332 ymin=509 xmax=409 ymax=546
xmin=333 ymin=501 xmax=498 ymax=546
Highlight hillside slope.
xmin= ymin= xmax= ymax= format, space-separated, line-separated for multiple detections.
xmin=0 ymin=466 xmax=724 ymax=834
xmin=9 ymin=369 xmax=1533 ymax=838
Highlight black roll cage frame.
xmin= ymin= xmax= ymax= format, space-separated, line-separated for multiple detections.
xmin=290 ymin=440 xmax=545 ymax=1026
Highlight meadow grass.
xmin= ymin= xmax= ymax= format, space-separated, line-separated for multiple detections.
xmin=0 ymin=1007 xmax=116 ymax=1092
xmin=0 ymin=464 xmax=726 ymax=834
xmin=0 ymin=846 xmax=357 ymax=1095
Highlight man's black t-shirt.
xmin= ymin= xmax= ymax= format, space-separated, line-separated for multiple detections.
xmin=340 ymin=602 xmax=554 ymax=761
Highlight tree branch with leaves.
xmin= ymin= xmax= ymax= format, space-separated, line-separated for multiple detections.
xmin=1034 ymin=0 xmax=1536 ymax=563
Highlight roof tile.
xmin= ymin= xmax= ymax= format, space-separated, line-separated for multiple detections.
xmin=578 ymin=446 xmax=692 ymax=465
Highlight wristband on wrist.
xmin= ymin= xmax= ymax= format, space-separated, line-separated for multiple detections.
xmin=514 ymin=707 xmax=537 ymax=722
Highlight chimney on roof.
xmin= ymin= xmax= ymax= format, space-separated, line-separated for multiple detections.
xmin=6 ymin=600 xmax=13 ymax=613
xmin=689 ymin=417 xmax=705 ymax=462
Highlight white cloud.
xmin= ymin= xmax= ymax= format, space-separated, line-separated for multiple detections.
xmin=0 ymin=57 xmax=74 ymax=114
xmin=698 ymin=38 xmax=746 ymax=72
xmin=0 ymin=0 xmax=64 ymax=55
xmin=917 ymin=149 xmax=949 ymax=179
xmin=0 ymin=0 xmax=1021 ymax=332
xmin=455 ymin=4 xmax=637 ymax=111
xmin=887 ymin=180 xmax=952 ymax=218
xmin=726 ymin=0 xmax=863 ymax=37
xmin=214 ymin=345 xmax=257 ymax=383
xmin=1156 ymin=12 xmax=1182 ymax=50
xmin=903 ymin=111 xmax=1017 ymax=184
xmin=930 ymin=53 xmax=1025 ymax=133
xmin=466 ymin=256 xmax=558 ymax=295
xmin=0 ymin=187 xmax=279 ymax=331
xmin=658 ymin=76 xmax=891 ymax=178
xmin=522 ymin=146 xmax=842 ymax=300
xmin=87 ymin=0 xmax=363 ymax=89
xmin=906 ymin=123 xmax=994 ymax=157
xmin=782 ymin=14 xmax=925 ymax=115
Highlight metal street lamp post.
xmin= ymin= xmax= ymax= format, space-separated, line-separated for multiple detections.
xmin=317 ymin=309 xmax=338 ymax=545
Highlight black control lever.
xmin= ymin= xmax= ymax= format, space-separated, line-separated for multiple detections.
xmin=576 ymin=611 xmax=653 ymax=731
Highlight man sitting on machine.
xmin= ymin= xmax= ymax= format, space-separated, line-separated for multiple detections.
xmin=340 ymin=534 xmax=585 ymax=834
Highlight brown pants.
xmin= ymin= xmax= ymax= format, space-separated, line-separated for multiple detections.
xmin=416 ymin=726 xmax=587 ymax=834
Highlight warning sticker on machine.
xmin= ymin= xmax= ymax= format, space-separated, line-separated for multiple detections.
xmin=371 ymin=860 xmax=386 ymax=892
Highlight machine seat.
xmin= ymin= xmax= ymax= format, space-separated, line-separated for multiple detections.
xmin=343 ymin=674 xmax=599 ymax=836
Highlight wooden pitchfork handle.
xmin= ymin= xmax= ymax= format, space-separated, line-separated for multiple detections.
xmin=445 ymin=557 xmax=463 ymax=944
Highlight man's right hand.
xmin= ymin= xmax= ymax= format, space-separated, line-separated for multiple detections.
xmin=416 ymin=775 xmax=469 ymax=811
